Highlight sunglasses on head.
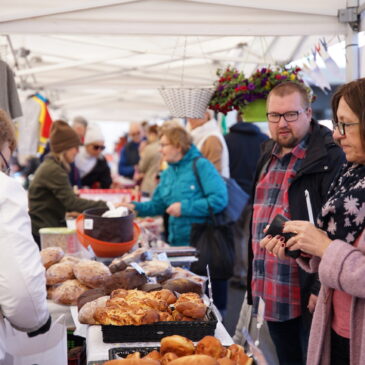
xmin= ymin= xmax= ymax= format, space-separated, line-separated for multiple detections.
xmin=92 ymin=145 xmax=105 ymax=151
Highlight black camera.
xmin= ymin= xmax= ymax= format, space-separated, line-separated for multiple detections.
xmin=266 ymin=214 xmax=301 ymax=259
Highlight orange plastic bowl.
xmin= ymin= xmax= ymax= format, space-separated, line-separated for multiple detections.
xmin=76 ymin=214 xmax=140 ymax=257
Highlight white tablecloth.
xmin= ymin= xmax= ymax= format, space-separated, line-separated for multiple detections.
xmin=47 ymin=300 xmax=76 ymax=329
xmin=86 ymin=321 xmax=234 ymax=363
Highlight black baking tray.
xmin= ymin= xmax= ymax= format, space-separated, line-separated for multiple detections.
xmin=109 ymin=346 xmax=159 ymax=360
xmin=101 ymin=308 xmax=217 ymax=343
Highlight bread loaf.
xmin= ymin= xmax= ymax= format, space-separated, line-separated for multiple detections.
xmin=46 ymin=262 xmax=75 ymax=285
xmin=40 ymin=247 xmax=64 ymax=269
xmin=52 ymin=279 xmax=90 ymax=305
xmin=77 ymin=287 xmax=107 ymax=310
xmin=78 ymin=296 xmax=109 ymax=324
xmin=74 ymin=260 xmax=111 ymax=288
xmin=103 ymin=268 xmax=147 ymax=293
xmin=174 ymin=293 xmax=206 ymax=319
xmin=162 ymin=278 xmax=203 ymax=295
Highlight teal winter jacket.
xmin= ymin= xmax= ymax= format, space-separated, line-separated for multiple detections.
xmin=133 ymin=145 xmax=228 ymax=246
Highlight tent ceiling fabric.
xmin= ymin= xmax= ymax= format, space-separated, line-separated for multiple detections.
xmin=0 ymin=0 xmax=359 ymax=121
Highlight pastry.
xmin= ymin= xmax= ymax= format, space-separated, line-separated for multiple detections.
xmin=174 ymin=293 xmax=206 ymax=319
xmin=40 ymin=247 xmax=64 ymax=269
xmin=143 ymin=350 xmax=161 ymax=361
xmin=196 ymin=336 xmax=227 ymax=359
xmin=169 ymin=355 xmax=218 ymax=365
xmin=161 ymin=352 xmax=178 ymax=364
xmin=160 ymin=335 xmax=195 ymax=357
xmin=74 ymin=260 xmax=111 ymax=288
xmin=227 ymin=344 xmax=251 ymax=365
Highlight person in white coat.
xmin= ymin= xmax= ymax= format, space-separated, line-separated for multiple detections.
xmin=188 ymin=110 xmax=230 ymax=178
xmin=0 ymin=109 xmax=50 ymax=363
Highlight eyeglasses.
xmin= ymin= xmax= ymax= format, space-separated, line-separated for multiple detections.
xmin=332 ymin=120 xmax=360 ymax=136
xmin=266 ymin=109 xmax=307 ymax=123
xmin=92 ymin=145 xmax=105 ymax=151
xmin=159 ymin=143 xmax=171 ymax=148
xmin=0 ymin=151 xmax=10 ymax=175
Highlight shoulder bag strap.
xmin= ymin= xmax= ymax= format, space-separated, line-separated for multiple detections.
xmin=192 ymin=157 xmax=217 ymax=224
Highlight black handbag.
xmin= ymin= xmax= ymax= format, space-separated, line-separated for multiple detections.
xmin=193 ymin=157 xmax=249 ymax=225
xmin=190 ymin=158 xmax=235 ymax=280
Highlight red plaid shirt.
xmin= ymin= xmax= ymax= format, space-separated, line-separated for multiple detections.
xmin=251 ymin=137 xmax=308 ymax=322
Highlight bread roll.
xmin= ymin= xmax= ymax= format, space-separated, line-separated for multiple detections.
xmin=109 ymin=248 xmax=149 ymax=273
xmin=160 ymin=335 xmax=195 ymax=357
xmin=74 ymin=260 xmax=111 ymax=288
xmin=52 ymin=279 xmax=90 ymax=305
xmin=143 ymin=350 xmax=161 ymax=360
xmin=103 ymin=359 xmax=160 ymax=365
xmin=169 ymin=355 xmax=218 ymax=365
xmin=217 ymin=358 xmax=235 ymax=365
xmin=175 ymin=293 xmax=206 ymax=319
xmin=161 ymin=352 xmax=178 ymax=364
xmin=40 ymin=247 xmax=64 ymax=269
xmin=46 ymin=262 xmax=75 ymax=285
xmin=78 ymin=296 xmax=109 ymax=324
xmin=196 ymin=336 xmax=227 ymax=358
xmin=227 ymin=344 xmax=251 ymax=365
xmin=150 ymin=289 xmax=177 ymax=305
xmin=140 ymin=283 xmax=163 ymax=292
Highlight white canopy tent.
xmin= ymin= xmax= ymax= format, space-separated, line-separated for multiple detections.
xmin=0 ymin=0 xmax=364 ymax=122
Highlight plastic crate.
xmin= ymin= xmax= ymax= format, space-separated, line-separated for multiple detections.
xmin=101 ymin=308 xmax=217 ymax=343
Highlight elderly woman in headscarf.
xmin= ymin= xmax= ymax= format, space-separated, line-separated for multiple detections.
xmin=75 ymin=123 xmax=112 ymax=188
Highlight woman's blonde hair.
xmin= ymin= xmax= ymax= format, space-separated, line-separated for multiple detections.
xmin=50 ymin=151 xmax=71 ymax=172
xmin=0 ymin=109 xmax=17 ymax=152
xmin=159 ymin=125 xmax=192 ymax=154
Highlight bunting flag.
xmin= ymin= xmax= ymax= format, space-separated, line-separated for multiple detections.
xmin=32 ymin=93 xmax=53 ymax=154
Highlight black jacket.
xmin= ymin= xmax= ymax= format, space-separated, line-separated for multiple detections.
xmin=224 ymin=122 xmax=269 ymax=195
xmin=247 ymin=120 xmax=345 ymax=316
xmin=81 ymin=156 xmax=112 ymax=189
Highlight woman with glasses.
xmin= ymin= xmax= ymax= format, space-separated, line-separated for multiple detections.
xmin=0 ymin=110 xmax=51 ymax=362
xmin=75 ymin=123 xmax=112 ymax=188
xmin=261 ymin=78 xmax=365 ymax=365
xmin=29 ymin=120 xmax=108 ymax=246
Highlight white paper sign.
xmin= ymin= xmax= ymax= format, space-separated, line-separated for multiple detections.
xmin=84 ymin=219 xmax=93 ymax=230
xmin=157 ymin=252 xmax=169 ymax=261
xmin=130 ymin=262 xmax=146 ymax=276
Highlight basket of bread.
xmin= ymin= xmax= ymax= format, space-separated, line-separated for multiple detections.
xmin=106 ymin=335 xmax=253 ymax=365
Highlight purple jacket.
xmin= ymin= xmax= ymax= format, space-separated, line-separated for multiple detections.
xmin=298 ymin=230 xmax=365 ymax=365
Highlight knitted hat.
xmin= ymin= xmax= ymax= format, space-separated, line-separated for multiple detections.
xmin=50 ymin=120 xmax=81 ymax=153
xmin=84 ymin=123 xmax=105 ymax=145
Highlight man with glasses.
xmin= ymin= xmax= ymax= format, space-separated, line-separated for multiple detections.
xmin=118 ymin=122 xmax=144 ymax=179
xmin=75 ymin=123 xmax=112 ymax=189
xmin=241 ymin=81 xmax=345 ymax=365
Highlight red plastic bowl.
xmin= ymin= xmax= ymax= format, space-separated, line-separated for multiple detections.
xmin=76 ymin=214 xmax=140 ymax=257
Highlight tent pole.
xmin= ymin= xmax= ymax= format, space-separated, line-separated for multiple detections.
xmin=345 ymin=24 xmax=359 ymax=81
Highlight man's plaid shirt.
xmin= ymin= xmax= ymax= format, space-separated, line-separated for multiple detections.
xmin=251 ymin=137 xmax=309 ymax=322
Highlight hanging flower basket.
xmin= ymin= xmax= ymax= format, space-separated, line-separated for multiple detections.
xmin=209 ymin=66 xmax=314 ymax=122
xmin=159 ymin=87 xmax=214 ymax=118
xmin=239 ymin=98 xmax=267 ymax=122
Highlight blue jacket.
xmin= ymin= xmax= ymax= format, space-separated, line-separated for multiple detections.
xmin=133 ymin=145 xmax=228 ymax=246
xmin=118 ymin=141 xmax=140 ymax=178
